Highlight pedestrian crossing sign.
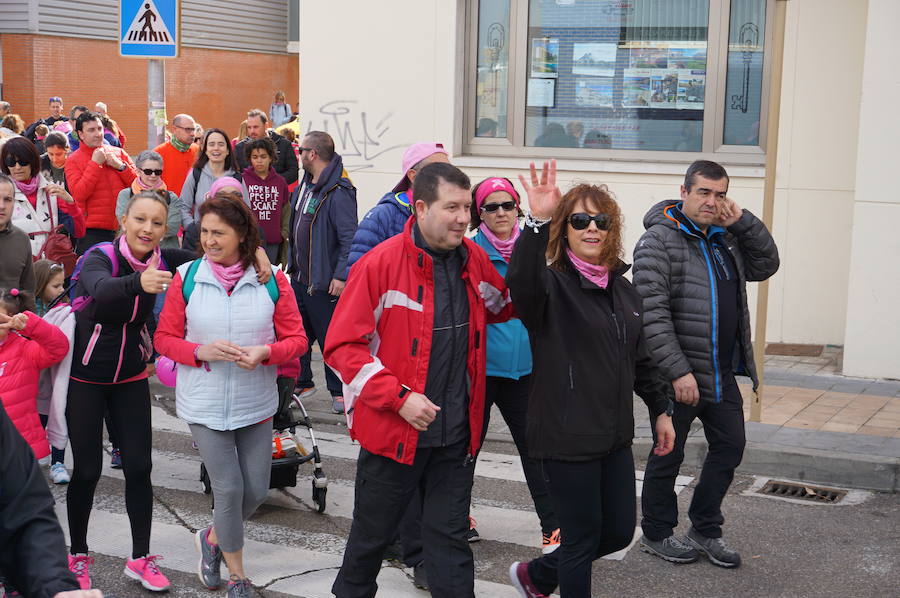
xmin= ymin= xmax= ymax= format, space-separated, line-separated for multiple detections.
xmin=119 ymin=0 xmax=179 ymax=58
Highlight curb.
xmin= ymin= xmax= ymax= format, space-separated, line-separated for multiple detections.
xmin=307 ymin=414 xmax=899 ymax=494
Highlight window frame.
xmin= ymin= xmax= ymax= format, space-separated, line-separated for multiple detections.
xmin=462 ymin=0 xmax=776 ymax=166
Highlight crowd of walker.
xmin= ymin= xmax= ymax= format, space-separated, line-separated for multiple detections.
xmin=0 ymin=94 xmax=778 ymax=598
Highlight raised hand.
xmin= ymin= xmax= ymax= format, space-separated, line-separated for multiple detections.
xmin=518 ymin=159 xmax=562 ymax=220
xmin=139 ymin=253 xmax=173 ymax=294
xmin=46 ymin=182 xmax=74 ymax=203
xmin=235 ymin=345 xmax=271 ymax=370
xmin=713 ymin=197 xmax=742 ymax=228
xmin=398 ymin=391 xmax=441 ymax=432
xmin=0 ymin=312 xmax=28 ymax=333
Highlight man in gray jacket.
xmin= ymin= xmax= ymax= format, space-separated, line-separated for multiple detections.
xmin=633 ymin=160 xmax=778 ymax=569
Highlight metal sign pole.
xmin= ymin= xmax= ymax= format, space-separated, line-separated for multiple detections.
xmin=750 ymin=0 xmax=789 ymax=423
xmin=147 ymin=59 xmax=166 ymax=149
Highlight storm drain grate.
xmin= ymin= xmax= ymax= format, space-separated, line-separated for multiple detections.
xmin=758 ymin=480 xmax=847 ymax=503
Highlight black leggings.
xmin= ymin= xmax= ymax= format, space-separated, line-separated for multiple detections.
xmin=66 ymin=378 xmax=153 ymax=558
xmin=527 ymin=446 xmax=636 ymax=598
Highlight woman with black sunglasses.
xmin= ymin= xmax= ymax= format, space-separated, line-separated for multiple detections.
xmin=116 ymin=150 xmax=182 ymax=248
xmin=469 ymin=177 xmax=561 ymax=553
xmin=506 ymin=160 xmax=676 ymax=598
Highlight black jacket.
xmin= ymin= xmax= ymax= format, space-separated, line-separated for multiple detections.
xmin=633 ymin=201 xmax=779 ymax=402
xmin=506 ymin=225 xmax=671 ymax=461
xmin=235 ymin=131 xmax=299 ymax=185
xmin=70 ymin=245 xmax=193 ymax=383
xmin=0 ymin=403 xmax=80 ymax=597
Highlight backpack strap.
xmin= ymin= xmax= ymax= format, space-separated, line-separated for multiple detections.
xmin=181 ymin=258 xmax=203 ymax=304
xmin=182 ymin=259 xmax=279 ymax=305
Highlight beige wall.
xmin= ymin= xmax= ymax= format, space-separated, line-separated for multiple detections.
xmin=300 ymin=1 xmax=895 ymax=376
xmin=842 ymin=0 xmax=900 ymax=379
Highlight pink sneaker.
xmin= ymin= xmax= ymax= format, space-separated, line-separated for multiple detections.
xmin=68 ymin=554 xmax=93 ymax=590
xmin=124 ymin=555 xmax=171 ymax=592
xmin=508 ymin=561 xmax=548 ymax=598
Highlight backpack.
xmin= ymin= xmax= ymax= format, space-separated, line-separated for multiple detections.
xmin=181 ymin=258 xmax=279 ymax=305
xmin=63 ymin=242 xmax=167 ymax=312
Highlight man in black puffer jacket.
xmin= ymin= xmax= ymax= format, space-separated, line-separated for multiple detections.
xmin=234 ymin=109 xmax=299 ymax=185
xmin=633 ymin=160 xmax=779 ymax=569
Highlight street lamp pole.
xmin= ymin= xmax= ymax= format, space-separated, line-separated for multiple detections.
xmin=147 ymin=59 xmax=166 ymax=149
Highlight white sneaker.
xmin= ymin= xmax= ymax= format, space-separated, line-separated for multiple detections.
xmin=50 ymin=462 xmax=71 ymax=484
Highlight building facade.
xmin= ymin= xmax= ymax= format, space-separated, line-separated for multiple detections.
xmin=0 ymin=0 xmax=299 ymax=154
xmin=297 ymin=0 xmax=898 ymax=380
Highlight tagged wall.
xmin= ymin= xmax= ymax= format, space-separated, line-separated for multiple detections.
xmin=1 ymin=34 xmax=299 ymax=155
xmin=299 ymin=1 xmax=884 ymax=366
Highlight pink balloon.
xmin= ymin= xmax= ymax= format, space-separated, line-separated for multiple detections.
xmin=155 ymin=355 xmax=178 ymax=387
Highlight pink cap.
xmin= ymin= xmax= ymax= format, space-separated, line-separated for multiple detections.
xmin=392 ymin=142 xmax=449 ymax=192
xmin=475 ymin=177 xmax=520 ymax=211
xmin=206 ymin=176 xmax=244 ymax=200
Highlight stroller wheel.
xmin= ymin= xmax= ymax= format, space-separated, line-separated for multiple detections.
xmin=200 ymin=463 xmax=211 ymax=495
xmin=312 ymin=481 xmax=327 ymax=513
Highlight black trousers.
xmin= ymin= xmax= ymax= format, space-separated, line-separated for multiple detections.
xmin=66 ymin=378 xmax=153 ymax=559
xmin=75 ymin=228 xmax=115 ymax=255
xmin=483 ymin=374 xmax=558 ymax=534
xmin=291 ymin=282 xmax=342 ymax=396
xmin=641 ymin=374 xmax=745 ymax=541
xmin=332 ymin=441 xmax=476 ymax=598
xmin=527 ymin=446 xmax=636 ymax=597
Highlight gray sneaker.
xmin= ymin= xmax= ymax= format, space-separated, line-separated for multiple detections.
xmin=226 ymin=577 xmax=253 ymax=598
xmin=640 ymin=534 xmax=700 ymax=563
xmin=195 ymin=526 xmax=222 ymax=589
xmin=686 ymin=527 xmax=741 ymax=568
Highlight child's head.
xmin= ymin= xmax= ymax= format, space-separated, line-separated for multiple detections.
xmin=0 ymin=288 xmax=29 ymax=340
xmin=33 ymin=260 xmax=66 ymax=305
xmin=35 ymin=123 xmax=50 ymax=139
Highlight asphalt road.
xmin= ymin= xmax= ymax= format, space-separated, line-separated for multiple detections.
xmin=42 ymin=388 xmax=898 ymax=598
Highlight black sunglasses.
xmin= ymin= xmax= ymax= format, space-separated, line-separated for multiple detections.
xmin=568 ymin=212 xmax=611 ymax=231
xmin=141 ymin=168 xmax=163 ymax=176
xmin=481 ymin=200 xmax=517 ymax=213
xmin=3 ymin=157 xmax=29 ymax=168
xmin=298 ymin=146 xmax=314 ymax=153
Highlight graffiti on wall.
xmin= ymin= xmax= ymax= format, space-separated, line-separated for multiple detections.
xmin=306 ymin=100 xmax=406 ymax=172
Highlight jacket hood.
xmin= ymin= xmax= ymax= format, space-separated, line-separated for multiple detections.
xmin=305 ymin=153 xmax=352 ymax=193
xmin=375 ymin=190 xmax=413 ymax=216
xmin=643 ymin=200 xmax=680 ymax=230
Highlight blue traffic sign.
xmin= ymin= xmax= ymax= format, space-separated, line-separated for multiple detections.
xmin=119 ymin=0 xmax=179 ymax=58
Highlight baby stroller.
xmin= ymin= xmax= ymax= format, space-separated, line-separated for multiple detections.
xmin=199 ymin=371 xmax=328 ymax=513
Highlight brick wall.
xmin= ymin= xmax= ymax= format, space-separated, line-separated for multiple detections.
xmin=1 ymin=34 xmax=299 ymax=155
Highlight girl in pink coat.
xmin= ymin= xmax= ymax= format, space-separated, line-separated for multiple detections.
xmin=0 ymin=287 xmax=69 ymax=459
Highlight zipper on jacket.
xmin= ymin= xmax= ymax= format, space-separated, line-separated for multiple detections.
xmin=113 ymin=296 xmax=141 ymax=382
xmin=306 ymin=183 xmax=340 ymax=294
xmin=82 ymin=323 xmax=102 ymax=366
xmin=697 ymin=241 xmax=723 ymax=403
xmin=441 ymin=258 xmax=455 ymax=447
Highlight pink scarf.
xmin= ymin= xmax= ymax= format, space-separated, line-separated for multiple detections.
xmin=480 ymin=223 xmax=520 ymax=263
xmin=566 ymin=247 xmax=609 ymax=289
xmin=118 ymin=235 xmax=161 ymax=273
xmin=207 ymin=257 xmax=246 ymax=291
xmin=132 ymin=178 xmax=166 ymax=192
xmin=13 ymin=175 xmax=40 ymax=197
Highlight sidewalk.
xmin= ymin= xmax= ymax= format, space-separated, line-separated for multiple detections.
xmin=293 ymin=346 xmax=900 ymax=493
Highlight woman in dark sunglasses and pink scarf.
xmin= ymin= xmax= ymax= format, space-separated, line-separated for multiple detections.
xmin=506 ymin=160 xmax=676 ymax=598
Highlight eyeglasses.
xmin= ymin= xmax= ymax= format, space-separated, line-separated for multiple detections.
xmin=568 ymin=213 xmax=611 ymax=231
xmin=141 ymin=168 xmax=163 ymax=176
xmin=3 ymin=157 xmax=29 ymax=168
xmin=481 ymin=201 xmax=517 ymax=213
xmin=298 ymin=147 xmax=314 ymax=154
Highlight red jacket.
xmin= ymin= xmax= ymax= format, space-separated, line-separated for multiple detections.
xmin=324 ymin=218 xmax=514 ymax=465
xmin=0 ymin=312 xmax=69 ymax=459
xmin=65 ymin=145 xmax=137 ymax=231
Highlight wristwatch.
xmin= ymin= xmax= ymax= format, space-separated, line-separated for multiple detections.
xmin=665 ymin=399 xmax=675 ymax=417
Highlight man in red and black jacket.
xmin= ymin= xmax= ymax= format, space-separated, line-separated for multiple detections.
xmin=325 ymin=163 xmax=514 ymax=598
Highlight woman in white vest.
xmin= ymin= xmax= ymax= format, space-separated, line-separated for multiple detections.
xmin=154 ymin=190 xmax=306 ymax=598
xmin=1 ymin=136 xmax=85 ymax=256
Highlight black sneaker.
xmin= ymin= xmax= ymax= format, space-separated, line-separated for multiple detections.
xmin=640 ymin=534 xmax=700 ymax=563
xmin=382 ymin=538 xmax=403 ymax=562
xmin=413 ymin=562 xmax=429 ymax=591
xmin=685 ymin=527 xmax=741 ymax=568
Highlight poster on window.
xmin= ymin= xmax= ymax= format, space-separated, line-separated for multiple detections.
xmin=649 ymin=72 xmax=678 ymax=108
xmin=676 ymin=71 xmax=706 ymax=109
xmin=623 ymin=69 xmax=652 ymax=108
xmin=527 ymin=78 xmax=556 ymax=107
xmin=531 ymin=38 xmax=559 ymax=78
xmin=575 ymin=78 xmax=613 ymax=108
xmin=572 ymin=42 xmax=617 ymax=77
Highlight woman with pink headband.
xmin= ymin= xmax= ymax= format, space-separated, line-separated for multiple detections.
xmin=469 ymin=176 xmax=561 ymax=554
